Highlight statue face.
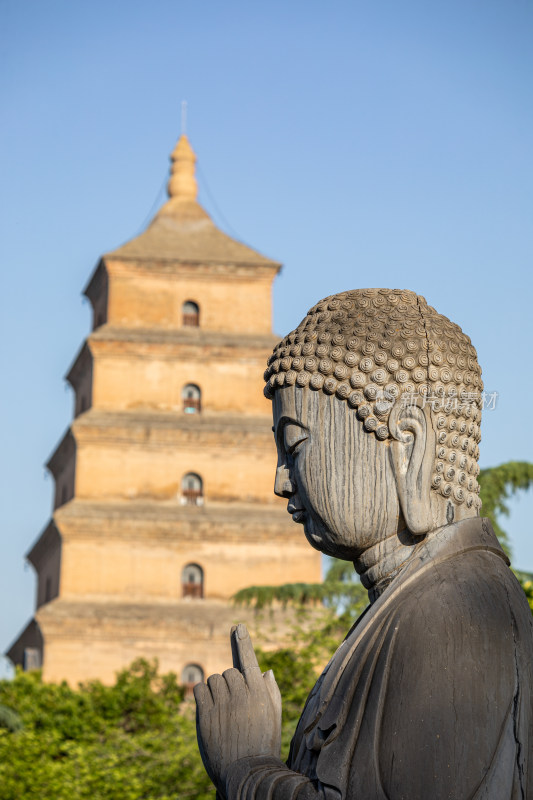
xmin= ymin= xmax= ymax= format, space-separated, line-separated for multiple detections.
xmin=272 ymin=385 xmax=402 ymax=560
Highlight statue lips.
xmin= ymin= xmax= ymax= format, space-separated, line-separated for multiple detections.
xmin=287 ymin=500 xmax=305 ymax=523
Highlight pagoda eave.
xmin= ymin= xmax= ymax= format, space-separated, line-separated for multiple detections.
xmin=26 ymin=520 xmax=61 ymax=570
xmin=52 ymin=499 xmax=297 ymax=544
xmin=46 ymin=429 xmax=75 ymax=478
xmin=102 ymin=255 xmax=281 ymax=278
xmin=90 ymin=326 xmax=279 ymax=350
xmin=5 ymin=618 xmax=43 ymax=667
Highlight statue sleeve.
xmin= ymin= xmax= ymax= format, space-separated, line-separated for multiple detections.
xmin=225 ymin=756 xmax=339 ymax=800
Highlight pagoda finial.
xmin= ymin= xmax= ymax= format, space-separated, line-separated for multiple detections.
xmin=181 ymin=100 xmax=187 ymax=136
xmin=167 ymin=133 xmax=198 ymax=202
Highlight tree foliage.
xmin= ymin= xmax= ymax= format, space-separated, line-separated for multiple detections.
xmin=233 ymin=558 xmax=367 ymax=617
xmin=0 ymin=660 xmax=214 ymax=800
xmin=514 ymin=570 xmax=533 ymax=613
xmin=478 ymin=461 xmax=533 ymax=551
xmin=522 ymin=579 xmax=533 ymax=613
xmin=0 ymin=705 xmax=22 ymax=733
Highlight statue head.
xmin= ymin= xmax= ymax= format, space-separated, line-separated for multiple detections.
xmin=265 ymin=289 xmax=483 ymax=560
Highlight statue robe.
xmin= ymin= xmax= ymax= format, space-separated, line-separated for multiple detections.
xmin=226 ymin=518 xmax=533 ymax=799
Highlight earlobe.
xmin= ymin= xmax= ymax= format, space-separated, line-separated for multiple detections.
xmin=388 ymin=400 xmax=436 ymax=535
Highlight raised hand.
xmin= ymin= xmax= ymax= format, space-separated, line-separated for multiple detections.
xmin=194 ymin=623 xmax=282 ymax=796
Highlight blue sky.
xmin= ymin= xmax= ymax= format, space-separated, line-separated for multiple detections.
xmin=1 ymin=0 xmax=532 ymax=677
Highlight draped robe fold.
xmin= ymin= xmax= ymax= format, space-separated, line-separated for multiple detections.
xmin=226 ymin=518 xmax=533 ymax=799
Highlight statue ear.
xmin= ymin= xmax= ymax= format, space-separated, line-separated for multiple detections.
xmin=388 ymin=399 xmax=436 ymax=535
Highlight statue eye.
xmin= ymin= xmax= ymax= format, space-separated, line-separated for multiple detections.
xmin=283 ymin=424 xmax=308 ymax=455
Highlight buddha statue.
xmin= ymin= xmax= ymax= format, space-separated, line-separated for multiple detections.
xmin=195 ymin=289 xmax=533 ymax=799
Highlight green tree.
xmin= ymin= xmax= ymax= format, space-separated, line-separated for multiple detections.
xmin=0 ymin=660 xmax=214 ymax=800
xmin=477 ymin=461 xmax=533 ymax=610
xmin=233 ymin=561 xmax=367 ymax=617
xmin=0 ymin=705 xmax=22 ymax=733
xmin=520 ymin=577 xmax=533 ymax=612
xmin=478 ymin=461 xmax=533 ymax=553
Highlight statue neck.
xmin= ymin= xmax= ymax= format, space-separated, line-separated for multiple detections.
xmin=354 ymin=528 xmax=426 ymax=603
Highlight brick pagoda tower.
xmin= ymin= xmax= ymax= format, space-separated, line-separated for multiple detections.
xmin=7 ymin=135 xmax=320 ymax=685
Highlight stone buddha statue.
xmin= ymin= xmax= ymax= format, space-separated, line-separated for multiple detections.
xmin=195 ymin=289 xmax=533 ymax=799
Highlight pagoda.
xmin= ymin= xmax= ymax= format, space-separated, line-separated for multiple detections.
xmin=7 ymin=135 xmax=320 ymax=685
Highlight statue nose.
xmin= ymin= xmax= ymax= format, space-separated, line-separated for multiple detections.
xmin=274 ymin=465 xmax=295 ymax=497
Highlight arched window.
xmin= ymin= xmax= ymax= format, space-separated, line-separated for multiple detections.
xmin=182 ymin=563 xmax=204 ymax=599
xmin=182 ymin=300 xmax=199 ymax=327
xmin=182 ymin=663 xmax=204 ymax=697
xmin=181 ymin=473 xmax=203 ymax=506
xmin=23 ymin=648 xmax=42 ymax=672
xmin=182 ymin=383 xmax=201 ymax=414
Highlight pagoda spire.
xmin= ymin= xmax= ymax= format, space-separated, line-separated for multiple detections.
xmin=167 ymin=135 xmax=198 ymax=202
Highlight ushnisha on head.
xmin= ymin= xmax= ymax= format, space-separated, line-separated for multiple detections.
xmin=266 ymin=289 xmax=483 ymax=553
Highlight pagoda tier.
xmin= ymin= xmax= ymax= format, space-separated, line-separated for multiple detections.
xmin=66 ymin=327 xmax=276 ymax=417
xmin=10 ymin=599 xmax=305 ymax=686
xmin=27 ymin=501 xmax=318 ymax=607
xmin=47 ymin=411 xmax=281 ymax=507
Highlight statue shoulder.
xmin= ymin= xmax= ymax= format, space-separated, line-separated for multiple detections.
xmin=391 ymin=547 xmax=529 ymax=669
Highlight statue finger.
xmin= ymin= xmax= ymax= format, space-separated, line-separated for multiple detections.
xmin=231 ymin=623 xmax=263 ymax=691
xmin=207 ymin=672 xmax=230 ymax=704
xmin=222 ymin=666 xmax=247 ymax=697
xmin=230 ymin=624 xmax=240 ymax=669
xmin=193 ymin=681 xmax=213 ymax=710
